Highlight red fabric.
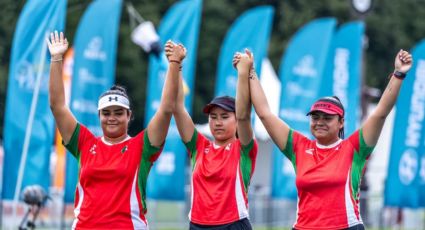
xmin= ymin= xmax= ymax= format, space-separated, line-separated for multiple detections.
xmin=188 ymin=132 xmax=257 ymax=225
xmin=309 ymin=101 xmax=344 ymax=116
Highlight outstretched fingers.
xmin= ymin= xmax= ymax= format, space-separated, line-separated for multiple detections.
xmin=54 ymin=31 xmax=59 ymax=43
xmin=50 ymin=32 xmax=55 ymax=44
xmin=60 ymin=31 xmax=64 ymax=43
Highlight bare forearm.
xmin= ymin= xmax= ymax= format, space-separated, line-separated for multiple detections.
xmin=236 ymin=68 xmax=251 ymax=120
xmin=173 ymin=73 xmax=195 ymax=142
xmin=159 ymin=63 xmax=180 ymax=114
xmin=374 ymin=76 xmax=402 ymax=119
xmin=249 ymin=74 xmax=272 ymax=119
xmin=49 ymin=59 xmax=66 ymax=110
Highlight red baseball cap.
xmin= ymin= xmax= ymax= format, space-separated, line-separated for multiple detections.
xmin=306 ymin=96 xmax=344 ymax=117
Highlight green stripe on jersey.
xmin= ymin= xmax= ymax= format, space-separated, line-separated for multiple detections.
xmin=64 ymin=123 xmax=82 ymax=181
xmin=350 ymin=129 xmax=375 ymax=201
xmin=65 ymin=123 xmax=81 ymax=159
xmin=283 ymin=129 xmax=297 ymax=173
xmin=185 ymin=129 xmax=199 ymax=171
xmin=138 ymin=130 xmax=161 ymax=213
xmin=240 ymin=139 xmax=255 ymax=193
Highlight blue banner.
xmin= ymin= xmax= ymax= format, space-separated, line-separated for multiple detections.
xmin=64 ymin=0 xmax=122 ymax=203
xmin=384 ymin=40 xmax=425 ymax=208
xmin=2 ymin=0 xmax=66 ymax=200
xmin=271 ymin=18 xmax=337 ymax=199
xmin=323 ymin=21 xmax=364 ymax=136
xmin=215 ymin=6 xmax=274 ymax=97
xmin=146 ymin=0 xmax=202 ymax=200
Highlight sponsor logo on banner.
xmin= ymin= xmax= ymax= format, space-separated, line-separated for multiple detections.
xmin=15 ymin=61 xmax=49 ymax=92
xmin=420 ymin=155 xmax=425 ymax=183
xmin=399 ymin=149 xmax=418 ymax=185
xmin=79 ymin=68 xmax=107 ymax=85
xmin=280 ymin=108 xmax=309 ymax=122
xmin=292 ymin=55 xmax=317 ymax=78
xmin=72 ymin=99 xmax=97 ymax=114
xmin=404 ymin=60 xmax=425 ymax=147
xmin=333 ymin=48 xmax=349 ymax=107
xmin=286 ymin=82 xmax=315 ymax=98
xmin=398 ymin=59 xmax=425 ymax=186
xmin=84 ymin=37 xmax=107 ymax=61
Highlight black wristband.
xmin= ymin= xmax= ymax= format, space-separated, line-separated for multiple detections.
xmin=393 ymin=70 xmax=406 ymax=80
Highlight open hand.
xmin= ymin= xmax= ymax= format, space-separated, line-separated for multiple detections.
xmin=165 ymin=40 xmax=186 ymax=63
xmin=46 ymin=31 xmax=68 ymax=58
xmin=394 ymin=49 xmax=413 ymax=74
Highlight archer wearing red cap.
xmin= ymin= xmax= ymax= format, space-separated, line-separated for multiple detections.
xmin=235 ymin=49 xmax=413 ymax=230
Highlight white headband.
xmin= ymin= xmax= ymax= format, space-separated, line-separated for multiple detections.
xmin=98 ymin=94 xmax=130 ymax=110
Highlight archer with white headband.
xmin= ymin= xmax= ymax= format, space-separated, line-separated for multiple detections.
xmin=46 ymin=31 xmax=185 ymax=229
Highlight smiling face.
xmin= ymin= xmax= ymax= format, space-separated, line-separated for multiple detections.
xmin=99 ymin=105 xmax=131 ymax=141
xmin=309 ymin=112 xmax=344 ymax=145
xmin=208 ymin=106 xmax=237 ymax=146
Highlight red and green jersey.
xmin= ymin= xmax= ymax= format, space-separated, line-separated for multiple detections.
xmin=185 ymin=129 xmax=258 ymax=225
xmin=283 ymin=129 xmax=374 ymax=230
xmin=65 ymin=123 xmax=162 ymax=230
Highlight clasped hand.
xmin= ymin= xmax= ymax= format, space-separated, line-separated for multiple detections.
xmin=165 ymin=40 xmax=186 ymax=63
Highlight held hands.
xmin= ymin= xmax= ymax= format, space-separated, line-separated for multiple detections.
xmin=164 ymin=40 xmax=186 ymax=64
xmin=232 ymin=48 xmax=253 ymax=71
xmin=394 ymin=49 xmax=413 ymax=74
xmin=46 ymin=31 xmax=68 ymax=60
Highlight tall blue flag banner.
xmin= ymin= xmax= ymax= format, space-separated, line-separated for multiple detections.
xmin=215 ymin=6 xmax=274 ymax=97
xmin=2 ymin=0 xmax=67 ymax=200
xmin=64 ymin=0 xmax=122 ymax=203
xmin=271 ymin=18 xmax=337 ymax=199
xmin=323 ymin=21 xmax=364 ymax=136
xmin=384 ymin=40 xmax=425 ymax=208
xmin=146 ymin=0 xmax=202 ymax=200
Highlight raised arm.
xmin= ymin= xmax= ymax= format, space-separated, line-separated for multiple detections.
xmin=147 ymin=41 xmax=186 ymax=147
xmin=47 ymin=31 xmax=77 ymax=144
xmin=234 ymin=50 xmax=253 ymax=145
xmin=246 ymin=63 xmax=290 ymax=151
xmin=362 ymin=49 xmax=413 ymax=146
xmin=172 ymin=62 xmax=195 ymax=143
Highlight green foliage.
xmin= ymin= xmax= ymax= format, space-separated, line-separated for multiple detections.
xmin=0 ymin=0 xmax=424 ymax=138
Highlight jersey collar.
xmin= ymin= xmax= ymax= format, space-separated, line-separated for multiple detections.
xmin=101 ymin=135 xmax=131 ymax=145
xmin=316 ymin=138 xmax=342 ymax=149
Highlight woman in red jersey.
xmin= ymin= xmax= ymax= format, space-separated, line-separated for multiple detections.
xmin=236 ymin=49 xmax=412 ymax=230
xmin=173 ymin=49 xmax=258 ymax=230
xmin=46 ymin=31 xmax=185 ymax=229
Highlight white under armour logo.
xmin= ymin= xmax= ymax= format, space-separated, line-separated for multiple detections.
xmin=305 ymin=148 xmax=314 ymax=155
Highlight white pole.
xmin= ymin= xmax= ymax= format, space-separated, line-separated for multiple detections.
xmin=12 ymin=34 xmax=48 ymax=223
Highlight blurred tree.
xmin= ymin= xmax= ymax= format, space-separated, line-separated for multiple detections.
xmin=0 ymin=0 xmax=424 ymax=139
